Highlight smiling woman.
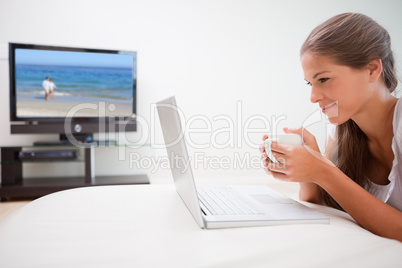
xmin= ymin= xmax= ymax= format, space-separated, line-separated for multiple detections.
xmin=260 ymin=13 xmax=402 ymax=242
xmin=300 ymin=13 xmax=399 ymax=210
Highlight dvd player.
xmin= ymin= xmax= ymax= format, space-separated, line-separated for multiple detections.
xmin=19 ymin=150 xmax=77 ymax=161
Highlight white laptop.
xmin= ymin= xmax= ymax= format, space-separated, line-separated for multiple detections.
xmin=156 ymin=96 xmax=329 ymax=229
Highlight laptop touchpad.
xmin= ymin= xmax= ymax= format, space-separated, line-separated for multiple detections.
xmin=250 ymin=194 xmax=283 ymax=204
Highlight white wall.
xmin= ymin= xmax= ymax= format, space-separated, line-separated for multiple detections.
xmin=0 ymin=0 xmax=401 ymax=180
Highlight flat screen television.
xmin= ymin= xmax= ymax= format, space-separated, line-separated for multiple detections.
xmin=9 ymin=43 xmax=137 ymax=144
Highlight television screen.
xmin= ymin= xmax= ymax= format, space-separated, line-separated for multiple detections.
xmin=13 ymin=47 xmax=136 ymax=118
xmin=9 ymin=43 xmax=137 ymax=139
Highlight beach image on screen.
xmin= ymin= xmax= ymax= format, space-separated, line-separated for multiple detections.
xmin=15 ymin=48 xmax=136 ymax=117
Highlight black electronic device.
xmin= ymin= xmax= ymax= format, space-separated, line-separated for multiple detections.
xmin=9 ymin=43 xmax=138 ymax=143
xmin=18 ymin=150 xmax=77 ymax=161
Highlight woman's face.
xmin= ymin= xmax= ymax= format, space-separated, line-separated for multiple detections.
xmin=301 ymin=52 xmax=374 ymax=125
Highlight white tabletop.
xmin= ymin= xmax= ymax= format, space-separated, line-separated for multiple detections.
xmin=0 ymin=178 xmax=401 ymax=268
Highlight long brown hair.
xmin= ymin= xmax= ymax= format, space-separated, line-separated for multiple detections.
xmin=300 ymin=13 xmax=398 ymax=210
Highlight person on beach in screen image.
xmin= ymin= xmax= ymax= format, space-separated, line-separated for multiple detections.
xmin=260 ymin=13 xmax=402 ymax=242
xmin=42 ymin=76 xmax=50 ymax=101
xmin=49 ymin=78 xmax=57 ymax=100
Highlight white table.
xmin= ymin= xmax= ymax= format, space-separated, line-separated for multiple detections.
xmin=0 ymin=178 xmax=401 ymax=268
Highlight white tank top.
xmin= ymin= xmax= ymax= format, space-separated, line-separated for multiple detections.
xmin=328 ymin=98 xmax=402 ymax=211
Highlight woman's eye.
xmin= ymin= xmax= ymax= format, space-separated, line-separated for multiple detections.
xmin=318 ymin=78 xmax=329 ymax=83
xmin=306 ymin=81 xmax=312 ymax=86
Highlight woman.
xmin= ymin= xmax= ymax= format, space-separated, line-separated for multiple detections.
xmin=260 ymin=13 xmax=402 ymax=242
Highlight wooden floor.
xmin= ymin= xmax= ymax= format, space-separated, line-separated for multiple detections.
xmin=0 ymin=200 xmax=33 ymax=221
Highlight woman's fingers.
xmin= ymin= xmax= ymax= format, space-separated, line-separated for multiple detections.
xmin=269 ymin=170 xmax=291 ymax=181
xmin=260 ymin=134 xmax=269 ymax=154
xmin=261 ymin=151 xmax=285 ymax=168
xmin=264 ymin=166 xmax=290 ymax=182
xmin=283 ymin=126 xmax=312 ymax=142
xmin=261 ymin=152 xmax=268 ymax=166
xmin=259 ymin=144 xmax=265 ymax=154
xmin=283 ymin=127 xmax=319 ymax=149
xmin=269 ymin=142 xmax=289 ymax=154
xmin=264 ymin=168 xmax=272 ymax=175
xmin=267 ymin=159 xmax=287 ymax=174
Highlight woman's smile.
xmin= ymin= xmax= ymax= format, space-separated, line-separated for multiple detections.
xmin=321 ymin=101 xmax=337 ymax=114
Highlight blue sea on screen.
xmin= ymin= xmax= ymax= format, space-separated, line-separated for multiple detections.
xmin=15 ymin=64 xmax=133 ymax=104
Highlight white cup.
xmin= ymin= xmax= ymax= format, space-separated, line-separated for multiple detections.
xmin=264 ymin=134 xmax=303 ymax=163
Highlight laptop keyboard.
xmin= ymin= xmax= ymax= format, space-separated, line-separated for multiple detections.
xmin=197 ymin=186 xmax=266 ymax=216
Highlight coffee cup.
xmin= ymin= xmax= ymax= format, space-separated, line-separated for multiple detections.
xmin=264 ymin=134 xmax=303 ymax=163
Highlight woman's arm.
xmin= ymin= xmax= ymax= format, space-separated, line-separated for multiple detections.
xmin=267 ymin=128 xmax=402 ymax=242
xmin=299 ymin=182 xmax=322 ymax=203
xmin=299 ymin=134 xmax=338 ymax=204
xmin=318 ymin=166 xmax=402 ymax=242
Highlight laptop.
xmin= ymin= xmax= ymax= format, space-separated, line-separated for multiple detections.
xmin=156 ymin=96 xmax=329 ymax=229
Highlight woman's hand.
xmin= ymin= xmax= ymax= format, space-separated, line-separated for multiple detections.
xmin=259 ymin=134 xmax=273 ymax=176
xmin=261 ymin=127 xmax=334 ymax=184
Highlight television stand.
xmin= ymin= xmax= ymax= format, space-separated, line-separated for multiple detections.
xmin=0 ymin=145 xmax=149 ymax=201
